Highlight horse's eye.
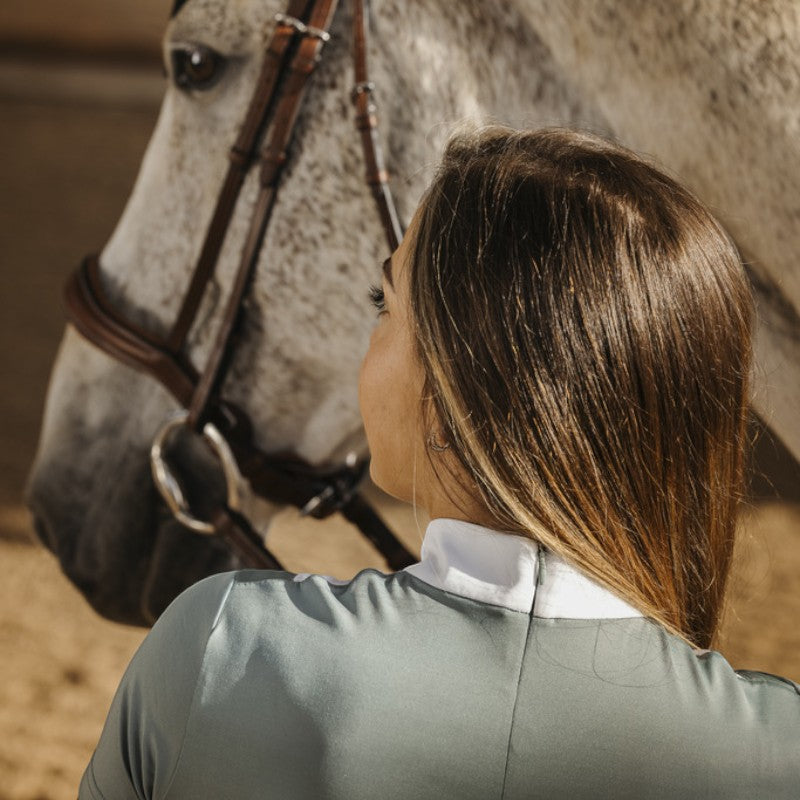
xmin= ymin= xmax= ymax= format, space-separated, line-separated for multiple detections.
xmin=170 ymin=44 xmax=226 ymax=92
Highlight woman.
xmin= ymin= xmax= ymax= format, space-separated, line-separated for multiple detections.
xmin=80 ymin=126 xmax=800 ymax=799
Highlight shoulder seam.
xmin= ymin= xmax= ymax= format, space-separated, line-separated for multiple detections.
xmin=735 ymin=670 xmax=800 ymax=696
xmin=210 ymin=575 xmax=237 ymax=631
xmin=159 ymin=573 xmax=238 ymax=799
xmin=82 ymin=758 xmax=107 ymax=799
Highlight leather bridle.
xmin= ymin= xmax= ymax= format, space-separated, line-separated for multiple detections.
xmin=63 ymin=0 xmax=416 ymax=572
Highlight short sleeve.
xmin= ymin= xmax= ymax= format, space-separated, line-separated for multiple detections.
xmin=78 ymin=572 xmax=238 ymax=800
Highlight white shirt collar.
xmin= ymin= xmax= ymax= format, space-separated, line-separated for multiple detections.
xmin=403 ymin=517 xmax=644 ymax=618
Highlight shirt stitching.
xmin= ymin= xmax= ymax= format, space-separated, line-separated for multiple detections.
xmin=499 ymin=602 xmax=535 ymax=798
xmin=159 ymin=575 xmax=237 ymax=799
xmin=735 ymin=670 xmax=800 ymax=695
xmin=83 ymin=758 xmax=108 ymax=799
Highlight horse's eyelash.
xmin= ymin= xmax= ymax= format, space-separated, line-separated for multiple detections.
xmin=368 ymin=284 xmax=385 ymax=312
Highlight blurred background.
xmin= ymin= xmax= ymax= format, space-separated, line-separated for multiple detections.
xmin=1 ymin=2 xmax=798 ymax=798
xmin=1 ymin=3 xmax=165 ymax=799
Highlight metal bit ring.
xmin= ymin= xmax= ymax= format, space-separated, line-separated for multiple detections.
xmin=150 ymin=410 xmax=242 ymax=534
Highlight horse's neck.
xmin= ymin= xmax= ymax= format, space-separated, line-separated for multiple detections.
xmin=370 ymin=0 xmax=607 ymax=217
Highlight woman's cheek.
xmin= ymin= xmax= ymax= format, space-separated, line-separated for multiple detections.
xmin=358 ymin=338 xmax=388 ymax=442
xmin=357 ymin=351 xmax=376 ymax=437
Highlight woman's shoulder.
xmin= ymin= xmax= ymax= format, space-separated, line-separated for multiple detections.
xmin=162 ymin=566 xmax=425 ymax=642
xmin=732 ymin=667 xmax=800 ymax=695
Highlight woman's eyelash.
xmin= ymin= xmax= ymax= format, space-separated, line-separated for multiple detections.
xmin=368 ymin=284 xmax=386 ymax=314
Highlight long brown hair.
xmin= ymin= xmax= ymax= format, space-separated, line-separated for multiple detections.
xmin=409 ymin=126 xmax=753 ymax=649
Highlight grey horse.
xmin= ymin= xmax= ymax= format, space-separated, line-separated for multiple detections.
xmin=26 ymin=0 xmax=800 ymax=625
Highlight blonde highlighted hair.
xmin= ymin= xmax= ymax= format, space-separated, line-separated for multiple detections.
xmin=410 ymin=126 xmax=753 ymax=649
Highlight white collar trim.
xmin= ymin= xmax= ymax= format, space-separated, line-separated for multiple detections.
xmin=402 ymin=517 xmax=644 ymax=618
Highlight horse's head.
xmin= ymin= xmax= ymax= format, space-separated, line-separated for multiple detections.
xmin=26 ymin=0 xmax=451 ymax=623
xmin=21 ymin=0 xmax=630 ymax=626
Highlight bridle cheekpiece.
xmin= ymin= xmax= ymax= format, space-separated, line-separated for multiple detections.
xmin=63 ymin=0 xmax=415 ymax=572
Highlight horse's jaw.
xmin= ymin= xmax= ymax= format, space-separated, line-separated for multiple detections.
xmin=24 ymin=328 xmax=256 ymax=625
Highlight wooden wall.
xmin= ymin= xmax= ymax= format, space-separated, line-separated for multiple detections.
xmin=0 ymin=0 xmax=171 ymax=61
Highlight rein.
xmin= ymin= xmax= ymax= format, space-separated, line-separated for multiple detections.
xmin=63 ymin=0 xmax=415 ymax=573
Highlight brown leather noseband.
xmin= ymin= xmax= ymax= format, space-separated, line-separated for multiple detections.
xmin=63 ymin=0 xmax=415 ymax=572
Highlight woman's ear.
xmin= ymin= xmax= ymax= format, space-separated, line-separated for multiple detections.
xmin=426 ymin=431 xmax=450 ymax=452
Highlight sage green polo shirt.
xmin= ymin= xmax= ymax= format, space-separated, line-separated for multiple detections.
xmin=80 ymin=518 xmax=800 ymax=798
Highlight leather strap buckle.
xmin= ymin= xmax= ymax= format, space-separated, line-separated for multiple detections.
xmin=350 ymin=80 xmax=375 ymax=102
xmin=274 ymin=13 xmax=332 ymax=41
xmin=300 ymin=452 xmax=365 ymax=518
